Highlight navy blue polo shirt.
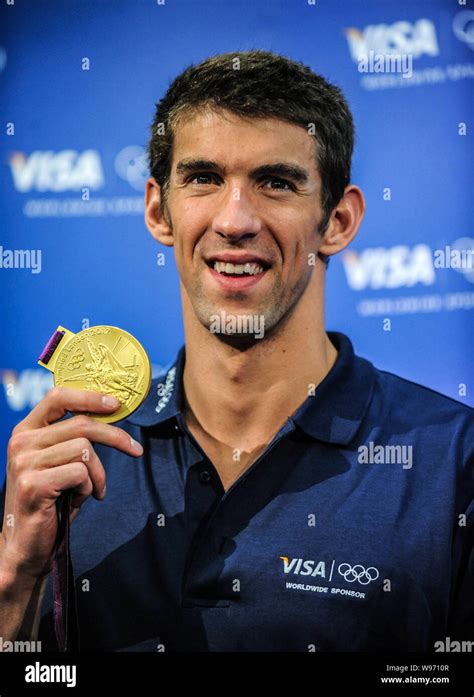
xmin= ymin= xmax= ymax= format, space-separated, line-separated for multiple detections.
xmin=1 ymin=331 xmax=473 ymax=652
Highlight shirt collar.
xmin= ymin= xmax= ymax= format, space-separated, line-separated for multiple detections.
xmin=127 ymin=346 xmax=185 ymax=428
xmin=290 ymin=331 xmax=376 ymax=445
xmin=127 ymin=331 xmax=376 ymax=446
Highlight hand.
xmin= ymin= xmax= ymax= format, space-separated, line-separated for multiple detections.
xmin=0 ymin=387 xmax=143 ymax=583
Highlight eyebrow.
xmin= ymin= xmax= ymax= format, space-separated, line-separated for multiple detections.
xmin=175 ymin=158 xmax=310 ymax=185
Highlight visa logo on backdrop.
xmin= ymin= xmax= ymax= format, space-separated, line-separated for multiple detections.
xmin=342 ymin=245 xmax=435 ymax=290
xmin=341 ymin=241 xmax=474 ymax=290
xmin=8 ymin=146 xmax=148 ymax=193
xmin=9 ymin=149 xmax=104 ymax=192
xmin=2 ymin=369 xmax=53 ymax=411
xmin=344 ymin=19 xmax=439 ymax=62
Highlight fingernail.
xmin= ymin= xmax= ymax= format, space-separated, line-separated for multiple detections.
xmin=130 ymin=437 xmax=144 ymax=455
xmin=102 ymin=395 xmax=119 ymax=407
xmin=100 ymin=484 xmax=106 ymax=499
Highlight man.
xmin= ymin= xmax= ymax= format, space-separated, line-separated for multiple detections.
xmin=0 ymin=50 xmax=472 ymax=652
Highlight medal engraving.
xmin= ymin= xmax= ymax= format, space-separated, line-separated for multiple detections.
xmin=39 ymin=325 xmax=152 ymax=423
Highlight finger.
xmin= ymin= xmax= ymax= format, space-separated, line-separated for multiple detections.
xmin=46 ymin=463 xmax=95 ymax=511
xmin=28 ymin=439 xmax=106 ymax=499
xmin=15 ymin=463 xmax=93 ymax=515
xmin=14 ymin=387 xmax=121 ymax=433
xmin=26 ymin=416 xmax=143 ymax=457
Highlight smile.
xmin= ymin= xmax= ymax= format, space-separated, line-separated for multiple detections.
xmin=212 ymin=261 xmax=265 ymax=276
xmin=206 ymin=261 xmax=270 ymax=290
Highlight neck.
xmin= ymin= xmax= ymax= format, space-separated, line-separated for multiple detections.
xmin=181 ymin=267 xmax=337 ymax=451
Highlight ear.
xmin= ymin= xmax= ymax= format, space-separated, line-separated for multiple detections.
xmin=144 ymin=177 xmax=174 ymax=247
xmin=318 ymin=184 xmax=365 ymax=258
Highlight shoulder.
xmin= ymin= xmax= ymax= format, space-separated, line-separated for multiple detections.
xmin=369 ymin=363 xmax=474 ymax=470
xmin=373 ymin=364 xmax=473 ymax=422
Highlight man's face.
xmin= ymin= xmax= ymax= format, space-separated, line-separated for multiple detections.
xmin=163 ymin=109 xmax=326 ymax=339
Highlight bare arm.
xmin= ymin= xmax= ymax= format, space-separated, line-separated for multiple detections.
xmin=0 ymin=554 xmax=49 ymax=642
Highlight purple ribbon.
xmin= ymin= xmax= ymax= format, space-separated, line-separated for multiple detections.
xmin=52 ymin=491 xmax=80 ymax=651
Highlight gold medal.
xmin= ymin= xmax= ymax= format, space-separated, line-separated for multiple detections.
xmin=38 ymin=325 xmax=152 ymax=423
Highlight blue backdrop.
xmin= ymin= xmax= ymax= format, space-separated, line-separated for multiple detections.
xmin=1 ymin=0 xmax=473 ymax=483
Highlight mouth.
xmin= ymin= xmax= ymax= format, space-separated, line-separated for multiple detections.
xmin=205 ymin=255 xmax=271 ymax=290
xmin=207 ymin=260 xmax=267 ymax=276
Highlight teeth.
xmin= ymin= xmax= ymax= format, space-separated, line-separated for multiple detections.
xmin=213 ymin=261 xmax=265 ymax=275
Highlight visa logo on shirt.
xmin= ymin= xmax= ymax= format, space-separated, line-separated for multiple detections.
xmin=280 ymin=556 xmax=327 ymax=578
xmin=279 ymin=556 xmax=380 ymax=586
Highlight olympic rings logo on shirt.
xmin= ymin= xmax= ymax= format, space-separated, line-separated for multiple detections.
xmin=337 ymin=563 xmax=380 ymax=585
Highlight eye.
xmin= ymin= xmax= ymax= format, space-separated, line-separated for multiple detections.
xmin=185 ymin=173 xmax=294 ymax=191
xmin=261 ymin=177 xmax=293 ymax=191
xmin=187 ymin=173 xmax=219 ymax=185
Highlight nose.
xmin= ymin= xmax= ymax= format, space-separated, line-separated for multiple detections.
xmin=211 ymin=187 xmax=262 ymax=242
